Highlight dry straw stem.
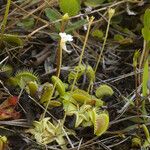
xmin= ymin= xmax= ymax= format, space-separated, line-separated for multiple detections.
xmin=94 ymin=8 xmax=115 ymax=74
xmin=71 ymin=16 xmax=94 ymax=92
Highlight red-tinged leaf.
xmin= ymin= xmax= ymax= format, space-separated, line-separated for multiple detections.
xmin=8 ymin=96 xmax=18 ymax=106
xmin=0 ymin=108 xmax=20 ymax=120
xmin=0 ymin=96 xmax=18 ymax=109
xmin=0 ymin=108 xmax=14 ymax=120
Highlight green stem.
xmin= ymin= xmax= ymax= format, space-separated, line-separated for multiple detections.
xmin=88 ymin=10 xmax=113 ymax=92
xmin=71 ymin=16 xmax=94 ymax=92
xmin=43 ymin=18 xmax=68 ymax=118
xmin=56 ymin=44 xmax=62 ymax=77
xmin=87 ymin=81 xmax=93 ymax=93
xmin=0 ymin=0 xmax=11 ymax=45
xmin=56 ymin=19 xmax=68 ymax=77
xmin=138 ymin=40 xmax=146 ymax=84
xmin=94 ymin=16 xmax=111 ymax=74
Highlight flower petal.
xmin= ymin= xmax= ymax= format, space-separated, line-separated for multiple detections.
xmin=59 ymin=32 xmax=73 ymax=42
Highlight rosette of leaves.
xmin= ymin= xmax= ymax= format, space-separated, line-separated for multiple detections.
xmin=63 ymin=99 xmax=109 ymax=136
xmin=27 ymin=118 xmax=72 ymax=149
xmin=61 ymin=88 xmax=109 ymax=136
xmin=68 ymin=65 xmax=95 ymax=85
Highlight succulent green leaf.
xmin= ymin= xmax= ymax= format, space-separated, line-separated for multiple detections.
xmin=114 ymin=34 xmax=133 ymax=44
xmin=142 ymin=124 xmax=150 ymax=142
xmin=14 ymin=70 xmax=39 ymax=89
xmin=74 ymin=104 xmax=91 ymax=127
xmin=75 ymin=113 xmax=85 ymax=127
xmin=27 ymin=81 xmax=38 ymax=97
xmin=55 ymin=136 xmax=67 ymax=150
xmin=114 ymin=34 xmax=124 ymax=41
xmin=86 ymin=65 xmax=95 ymax=82
xmin=81 ymin=120 xmax=93 ymax=127
xmin=40 ymin=83 xmax=53 ymax=104
xmin=95 ymin=98 xmax=104 ymax=107
xmin=72 ymin=89 xmax=92 ymax=104
xmin=88 ymin=108 xmax=96 ymax=124
xmin=61 ymin=92 xmax=77 ymax=105
xmin=63 ymin=100 xmax=77 ymax=115
xmin=45 ymin=8 xmax=61 ymax=31
xmin=17 ymin=17 xmax=35 ymax=29
xmin=1 ymin=34 xmax=23 ymax=46
xmin=0 ymin=135 xmax=7 ymax=150
xmin=133 ymin=50 xmax=140 ymax=68
xmin=65 ymin=19 xmax=87 ymax=33
xmin=142 ymin=27 xmax=150 ymax=41
xmin=142 ymin=124 xmax=150 ymax=148
xmin=49 ymin=100 xmax=62 ymax=107
xmin=95 ymin=84 xmax=114 ymax=98
xmin=92 ymin=29 xmax=104 ymax=40
xmin=51 ymin=76 xmax=65 ymax=96
xmin=94 ymin=113 xmax=109 ymax=136
xmin=123 ymin=28 xmax=136 ymax=38
xmin=68 ymin=65 xmax=95 ymax=84
xmin=68 ymin=65 xmax=85 ymax=84
xmin=0 ymin=64 xmax=13 ymax=77
xmin=143 ymin=9 xmax=150 ymax=29
xmin=59 ymin=0 xmax=81 ymax=16
xmin=143 ymin=140 xmax=150 ymax=148
xmin=142 ymin=59 xmax=149 ymax=96
xmin=84 ymin=0 xmax=105 ymax=7
xmin=6 ymin=77 xmax=18 ymax=86
xmin=45 ymin=8 xmax=62 ymax=21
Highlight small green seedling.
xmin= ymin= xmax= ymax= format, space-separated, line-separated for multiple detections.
xmin=132 ymin=136 xmax=142 ymax=148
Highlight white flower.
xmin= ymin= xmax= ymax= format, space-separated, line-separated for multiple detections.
xmin=59 ymin=32 xmax=73 ymax=53
xmin=85 ymin=6 xmax=92 ymax=13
